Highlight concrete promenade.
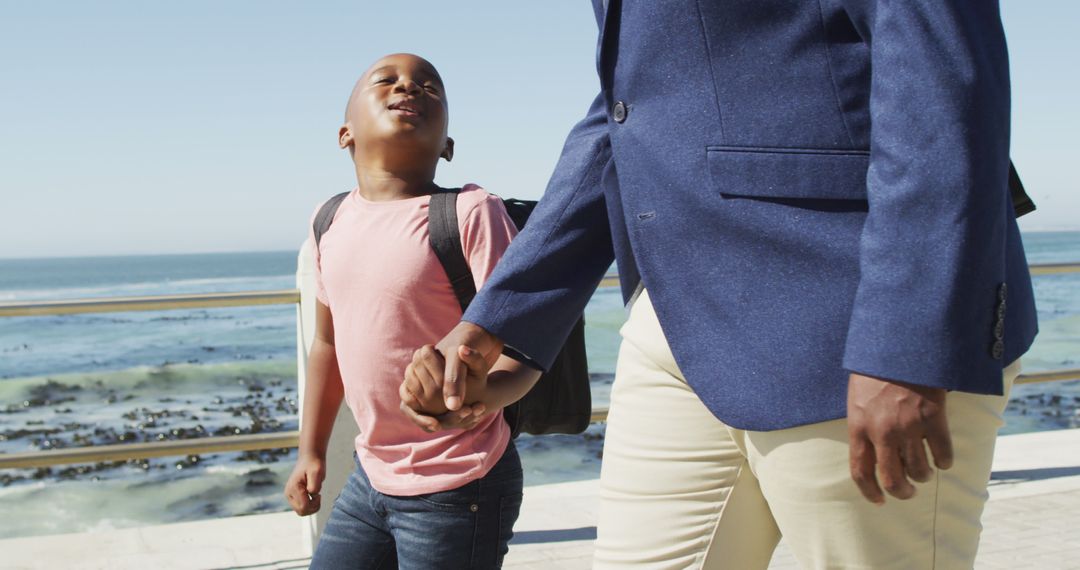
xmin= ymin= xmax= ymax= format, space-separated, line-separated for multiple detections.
xmin=4 ymin=429 xmax=1079 ymax=569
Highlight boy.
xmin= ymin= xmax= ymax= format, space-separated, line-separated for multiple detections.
xmin=284 ymin=53 xmax=540 ymax=569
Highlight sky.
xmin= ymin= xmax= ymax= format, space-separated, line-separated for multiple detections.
xmin=0 ymin=1 xmax=1076 ymax=259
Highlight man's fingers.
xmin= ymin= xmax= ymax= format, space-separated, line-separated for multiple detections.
xmin=925 ymin=415 xmax=954 ymax=470
xmin=436 ymin=322 xmax=504 ymax=411
xmin=902 ymin=439 xmax=933 ymax=483
xmin=446 ymin=346 xmax=491 ymax=412
xmin=399 ymin=400 xmax=440 ymax=432
xmin=443 ymin=353 xmax=467 ymax=411
xmin=459 ymin=345 xmax=492 ymax=378
xmin=849 ymin=433 xmax=885 ymax=505
xmin=875 ymin=439 xmax=915 ymax=500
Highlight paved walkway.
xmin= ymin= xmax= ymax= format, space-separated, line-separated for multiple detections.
xmin=3 ymin=429 xmax=1079 ymax=569
xmin=505 ymin=429 xmax=1080 ymax=569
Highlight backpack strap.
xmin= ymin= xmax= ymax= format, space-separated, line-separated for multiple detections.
xmin=313 ymin=192 xmax=350 ymax=249
xmin=428 ymin=189 xmax=476 ymax=312
xmin=1009 ymin=161 xmax=1035 ymax=218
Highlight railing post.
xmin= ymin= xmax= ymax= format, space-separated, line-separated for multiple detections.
xmin=296 ymin=239 xmax=361 ymax=556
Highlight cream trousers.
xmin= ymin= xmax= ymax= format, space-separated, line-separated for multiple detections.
xmin=593 ymin=290 xmax=1020 ymax=569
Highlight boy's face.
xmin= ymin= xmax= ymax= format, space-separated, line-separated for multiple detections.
xmin=343 ymin=54 xmax=451 ymax=160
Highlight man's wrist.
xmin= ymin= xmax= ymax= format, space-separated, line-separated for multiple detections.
xmin=848 ymin=371 xmax=948 ymax=396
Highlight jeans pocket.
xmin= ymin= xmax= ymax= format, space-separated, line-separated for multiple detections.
xmin=413 ymin=481 xmax=481 ymax=513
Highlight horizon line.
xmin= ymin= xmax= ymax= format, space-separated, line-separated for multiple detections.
xmin=2 ymin=227 xmax=1079 ymax=262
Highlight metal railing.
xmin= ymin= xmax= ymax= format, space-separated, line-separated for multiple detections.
xmin=0 ymin=290 xmax=299 ymax=318
xmin=1 ymin=263 xmax=1078 ymax=470
xmin=0 ymin=409 xmax=615 ymax=469
xmin=1030 ymin=262 xmax=1080 ymax=276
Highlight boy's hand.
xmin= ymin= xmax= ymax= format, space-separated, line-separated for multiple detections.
xmin=436 ymin=322 xmax=504 ymax=411
xmin=399 ymin=401 xmax=489 ymax=432
xmin=400 ymin=345 xmax=455 ymax=416
xmin=400 ymin=344 xmax=490 ymax=432
xmin=284 ymin=453 xmax=325 ymax=516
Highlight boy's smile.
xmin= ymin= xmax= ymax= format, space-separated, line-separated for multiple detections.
xmin=388 ymin=98 xmax=424 ymax=118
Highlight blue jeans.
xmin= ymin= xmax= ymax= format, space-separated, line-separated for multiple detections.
xmin=310 ymin=443 xmax=523 ymax=570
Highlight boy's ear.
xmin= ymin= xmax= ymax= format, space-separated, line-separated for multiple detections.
xmin=338 ymin=124 xmax=354 ymax=150
xmin=440 ymin=137 xmax=455 ymax=162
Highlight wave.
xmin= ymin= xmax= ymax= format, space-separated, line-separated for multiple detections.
xmin=0 ymin=359 xmax=297 ymax=396
xmin=0 ymin=460 xmax=295 ymax=539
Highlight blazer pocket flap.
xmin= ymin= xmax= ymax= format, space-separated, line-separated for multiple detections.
xmin=707 ymin=146 xmax=870 ymax=201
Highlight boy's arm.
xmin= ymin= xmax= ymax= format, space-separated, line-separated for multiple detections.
xmin=299 ymin=301 xmax=344 ymax=458
xmin=476 ymin=353 xmax=543 ymax=413
xmin=284 ymin=300 xmax=343 ymax=516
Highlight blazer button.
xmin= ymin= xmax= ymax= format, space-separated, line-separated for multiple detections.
xmin=996 ymin=301 xmax=1007 ymax=321
xmin=612 ymin=101 xmax=627 ymax=123
xmin=998 ymin=283 xmax=1008 ymax=302
xmin=993 ymin=319 xmax=1005 ymax=340
xmin=991 ymin=339 xmax=1005 ymax=360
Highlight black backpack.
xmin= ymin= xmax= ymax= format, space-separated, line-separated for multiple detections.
xmin=1009 ymin=161 xmax=1035 ymax=218
xmin=313 ymin=188 xmax=592 ymax=438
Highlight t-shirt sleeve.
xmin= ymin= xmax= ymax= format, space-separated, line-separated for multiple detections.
xmin=459 ymin=192 xmax=518 ymax=291
xmin=307 ymin=205 xmax=331 ymax=306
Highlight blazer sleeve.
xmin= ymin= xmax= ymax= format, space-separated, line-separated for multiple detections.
xmin=461 ymin=92 xmax=616 ymax=370
xmin=839 ymin=0 xmax=1013 ymax=391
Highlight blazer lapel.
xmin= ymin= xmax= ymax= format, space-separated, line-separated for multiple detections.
xmin=596 ymin=0 xmax=619 ymax=80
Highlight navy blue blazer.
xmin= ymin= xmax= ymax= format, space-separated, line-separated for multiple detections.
xmin=463 ymin=0 xmax=1038 ymax=431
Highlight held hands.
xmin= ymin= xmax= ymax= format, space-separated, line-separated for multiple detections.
xmin=847 ymin=372 xmax=953 ymax=505
xmin=398 ymin=344 xmax=491 ymax=432
xmin=435 ymin=322 xmax=504 ymax=411
xmin=284 ymin=453 xmax=325 ymax=516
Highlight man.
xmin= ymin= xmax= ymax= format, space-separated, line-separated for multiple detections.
xmin=428 ymin=1 xmax=1037 ymax=567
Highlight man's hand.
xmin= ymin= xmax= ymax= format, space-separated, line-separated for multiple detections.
xmin=283 ymin=453 xmax=325 ymax=516
xmin=847 ymin=372 xmax=952 ymax=505
xmin=435 ymin=322 xmax=504 ymax=411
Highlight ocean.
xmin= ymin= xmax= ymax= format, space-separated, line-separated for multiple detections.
xmin=1 ymin=234 xmax=1077 ymax=539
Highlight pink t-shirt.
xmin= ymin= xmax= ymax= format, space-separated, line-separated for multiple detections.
xmin=310 ymin=184 xmax=517 ymax=495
